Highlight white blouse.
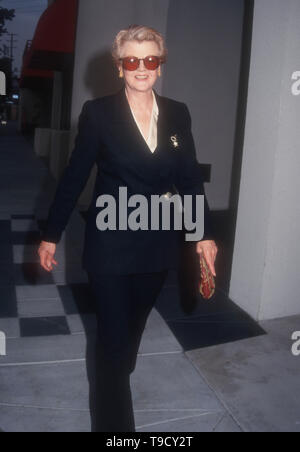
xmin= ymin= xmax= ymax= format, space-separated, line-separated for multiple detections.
xmin=126 ymin=90 xmax=159 ymax=153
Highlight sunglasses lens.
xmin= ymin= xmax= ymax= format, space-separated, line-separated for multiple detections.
xmin=121 ymin=56 xmax=161 ymax=71
xmin=122 ymin=57 xmax=139 ymax=71
xmin=144 ymin=56 xmax=160 ymax=70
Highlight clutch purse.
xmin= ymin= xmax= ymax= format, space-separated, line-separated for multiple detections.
xmin=177 ymin=239 xmax=216 ymax=312
xmin=199 ymin=252 xmax=215 ymax=299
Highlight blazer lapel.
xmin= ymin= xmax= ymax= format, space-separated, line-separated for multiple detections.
xmin=154 ymin=88 xmax=171 ymax=154
xmin=111 ymin=86 xmax=169 ymax=157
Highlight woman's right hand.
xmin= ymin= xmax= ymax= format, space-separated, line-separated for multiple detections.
xmin=38 ymin=241 xmax=58 ymax=272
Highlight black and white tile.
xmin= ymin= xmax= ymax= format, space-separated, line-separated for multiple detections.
xmin=0 ymin=215 xmax=96 ymax=339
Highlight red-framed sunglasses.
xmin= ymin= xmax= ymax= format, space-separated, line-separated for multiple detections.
xmin=119 ymin=55 xmax=162 ymax=71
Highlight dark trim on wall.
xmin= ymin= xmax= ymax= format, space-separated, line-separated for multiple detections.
xmin=227 ymin=0 xmax=255 ymax=271
xmin=229 ymin=0 xmax=254 ymax=217
xmin=66 ymin=0 xmax=80 ymax=129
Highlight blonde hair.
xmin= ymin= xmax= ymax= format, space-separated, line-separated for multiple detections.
xmin=111 ymin=24 xmax=168 ymax=66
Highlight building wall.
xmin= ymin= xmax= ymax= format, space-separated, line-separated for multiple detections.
xmin=230 ymin=0 xmax=300 ymax=320
xmin=162 ymin=0 xmax=244 ymax=210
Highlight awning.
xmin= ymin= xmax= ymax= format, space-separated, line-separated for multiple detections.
xmin=19 ymin=67 xmax=54 ymax=89
xmin=23 ymin=0 xmax=78 ymax=72
xmin=20 ymin=39 xmax=53 ymax=88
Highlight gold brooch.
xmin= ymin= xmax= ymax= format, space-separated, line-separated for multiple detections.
xmin=170 ymin=134 xmax=179 ymax=149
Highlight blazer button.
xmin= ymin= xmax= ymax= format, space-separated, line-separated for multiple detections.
xmin=162 ymin=192 xmax=173 ymax=199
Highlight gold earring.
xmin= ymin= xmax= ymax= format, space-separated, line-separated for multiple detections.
xmin=158 ymin=66 xmax=161 ymax=77
xmin=119 ymin=68 xmax=124 ymax=78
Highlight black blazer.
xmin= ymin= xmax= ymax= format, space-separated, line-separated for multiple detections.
xmin=41 ymin=86 xmax=216 ymax=275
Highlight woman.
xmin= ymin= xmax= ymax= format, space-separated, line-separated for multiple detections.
xmin=38 ymin=25 xmax=218 ymax=432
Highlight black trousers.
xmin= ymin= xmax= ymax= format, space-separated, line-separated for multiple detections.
xmin=88 ymin=269 xmax=168 ymax=432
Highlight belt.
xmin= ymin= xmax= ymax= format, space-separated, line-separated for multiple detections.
xmin=161 ymin=185 xmax=179 ymax=199
xmin=162 ymin=191 xmax=174 ymax=199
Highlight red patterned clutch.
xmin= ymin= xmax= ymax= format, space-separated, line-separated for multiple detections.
xmin=199 ymin=253 xmax=215 ymax=300
xmin=178 ymin=240 xmax=216 ymax=311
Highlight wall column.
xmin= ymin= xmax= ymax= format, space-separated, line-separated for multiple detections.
xmin=230 ymin=0 xmax=300 ymax=320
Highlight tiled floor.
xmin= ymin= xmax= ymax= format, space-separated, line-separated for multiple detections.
xmin=0 ymin=214 xmax=94 ymax=337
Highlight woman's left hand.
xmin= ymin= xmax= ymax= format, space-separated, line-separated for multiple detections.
xmin=196 ymin=240 xmax=218 ymax=277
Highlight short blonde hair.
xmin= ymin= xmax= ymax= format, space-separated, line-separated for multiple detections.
xmin=111 ymin=24 xmax=168 ymax=67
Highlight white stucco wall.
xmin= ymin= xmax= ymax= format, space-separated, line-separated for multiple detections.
xmin=162 ymin=0 xmax=244 ymax=210
xmin=230 ymin=0 xmax=300 ymax=320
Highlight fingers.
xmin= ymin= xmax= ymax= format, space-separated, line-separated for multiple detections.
xmin=41 ymin=252 xmax=52 ymax=272
xmin=204 ymin=251 xmax=217 ymax=277
xmin=197 ymin=241 xmax=218 ymax=277
xmin=39 ymin=251 xmax=58 ymax=272
xmin=46 ymin=253 xmax=53 ymax=271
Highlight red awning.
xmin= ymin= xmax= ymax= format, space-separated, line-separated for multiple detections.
xmin=31 ymin=0 xmax=78 ymax=54
xmin=19 ymin=67 xmax=54 ymax=89
xmin=24 ymin=0 xmax=78 ymax=71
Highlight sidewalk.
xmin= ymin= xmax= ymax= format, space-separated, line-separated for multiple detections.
xmin=0 ymin=122 xmax=299 ymax=432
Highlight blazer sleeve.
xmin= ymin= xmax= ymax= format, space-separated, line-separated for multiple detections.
xmin=40 ymin=100 xmax=100 ymax=244
xmin=174 ymin=103 xmax=216 ymax=242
